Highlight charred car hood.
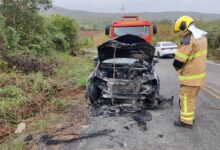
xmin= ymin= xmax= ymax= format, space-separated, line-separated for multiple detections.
xmin=98 ymin=34 xmax=155 ymax=63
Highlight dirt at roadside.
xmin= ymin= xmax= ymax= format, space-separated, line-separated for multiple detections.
xmin=23 ymin=86 xmax=88 ymax=149
xmin=0 ymin=86 xmax=89 ymax=150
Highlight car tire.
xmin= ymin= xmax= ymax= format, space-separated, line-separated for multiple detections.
xmin=157 ymin=52 xmax=161 ymax=58
xmin=86 ymin=81 xmax=101 ymax=105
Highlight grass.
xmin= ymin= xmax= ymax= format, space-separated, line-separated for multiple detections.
xmin=77 ymin=76 xmax=88 ymax=88
xmin=52 ymin=98 xmax=65 ymax=111
xmin=54 ymin=52 xmax=94 ymax=86
xmin=31 ymin=114 xmax=58 ymax=132
xmin=90 ymin=31 xmax=109 ymax=48
xmin=11 ymin=140 xmax=24 ymax=150
xmin=0 ymin=85 xmax=26 ymax=125
xmin=0 ymin=50 xmax=94 ymax=143
xmin=0 ymin=71 xmax=56 ymax=127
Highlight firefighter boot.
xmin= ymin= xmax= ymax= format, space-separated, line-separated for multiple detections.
xmin=174 ymin=120 xmax=193 ymax=129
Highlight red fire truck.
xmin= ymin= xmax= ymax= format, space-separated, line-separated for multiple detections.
xmin=105 ymin=16 xmax=157 ymax=43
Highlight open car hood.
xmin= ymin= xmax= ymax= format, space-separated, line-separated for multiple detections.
xmin=98 ymin=34 xmax=155 ymax=63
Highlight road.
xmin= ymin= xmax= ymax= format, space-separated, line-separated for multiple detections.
xmin=62 ymin=59 xmax=220 ymax=150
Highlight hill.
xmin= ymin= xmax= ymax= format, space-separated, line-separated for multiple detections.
xmin=45 ymin=6 xmax=220 ymax=24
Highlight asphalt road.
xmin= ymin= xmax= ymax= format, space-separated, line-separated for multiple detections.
xmin=205 ymin=62 xmax=220 ymax=95
xmin=62 ymin=59 xmax=220 ymax=150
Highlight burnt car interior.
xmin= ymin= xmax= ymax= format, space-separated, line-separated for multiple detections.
xmin=86 ymin=34 xmax=173 ymax=113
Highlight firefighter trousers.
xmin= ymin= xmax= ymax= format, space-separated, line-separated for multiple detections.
xmin=179 ymin=85 xmax=201 ymax=125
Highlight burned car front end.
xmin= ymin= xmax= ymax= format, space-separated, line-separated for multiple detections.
xmin=86 ymin=35 xmax=172 ymax=111
xmin=93 ymin=58 xmax=159 ymax=104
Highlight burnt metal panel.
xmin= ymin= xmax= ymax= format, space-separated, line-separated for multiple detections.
xmin=98 ymin=34 xmax=155 ymax=63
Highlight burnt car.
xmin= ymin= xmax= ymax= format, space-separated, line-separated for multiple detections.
xmin=86 ymin=35 xmax=173 ymax=111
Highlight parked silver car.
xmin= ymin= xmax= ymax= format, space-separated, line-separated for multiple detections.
xmin=154 ymin=42 xmax=178 ymax=58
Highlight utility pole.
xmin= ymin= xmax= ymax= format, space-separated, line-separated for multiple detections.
xmin=120 ymin=4 xmax=126 ymax=16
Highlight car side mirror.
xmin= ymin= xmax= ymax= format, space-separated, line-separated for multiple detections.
xmin=153 ymin=24 xmax=158 ymax=35
xmin=105 ymin=26 xmax=110 ymax=36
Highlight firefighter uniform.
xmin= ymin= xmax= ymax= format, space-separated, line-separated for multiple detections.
xmin=174 ymin=32 xmax=208 ymax=125
xmin=172 ymin=16 xmax=208 ymax=127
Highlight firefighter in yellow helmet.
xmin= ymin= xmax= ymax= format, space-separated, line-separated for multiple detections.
xmin=173 ymin=16 xmax=208 ymax=129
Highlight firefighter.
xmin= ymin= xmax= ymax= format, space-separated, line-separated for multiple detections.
xmin=173 ymin=16 xmax=208 ymax=129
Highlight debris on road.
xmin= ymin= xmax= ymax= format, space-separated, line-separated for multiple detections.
xmin=132 ymin=115 xmax=148 ymax=131
xmin=24 ymin=134 xmax=33 ymax=142
xmin=14 ymin=122 xmax=26 ymax=134
xmin=132 ymin=110 xmax=152 ymax=131
xmin=40 ymin=129 xmax=115 ymax=145
xmin=124 ymin=126 xmax=130 ymax=130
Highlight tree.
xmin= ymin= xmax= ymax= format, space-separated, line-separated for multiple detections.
xmin=0 ymin=0 xmax=52 ymax=27
xmin=0 ymin=1 xmax=80 ymax=54
xmin=0 ymin=0 xmax=53 ymax=52
xmin=49 ymin=15 xmax=79 ymax=51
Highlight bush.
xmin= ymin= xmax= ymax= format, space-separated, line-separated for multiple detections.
xmin=49 ymin=15 xmax=79 ymax=51
xmin=207 ymin=25 xmax=220 ymax=49
xmin=53 ymin=32 xmax=70 ymax=52
xmin=0 ymin=85 xmax=26 ymax=124
xmin=5 ymin=27 xmax=19 ymax=50
xmin=0 ymin=10 xmax=80 ymax=55
xmin=2 ymin=54 xmax=55 ymax=75
xmin=78 ymin=37 xmax=93 ymax=48
xmin=27 ymin=34 xmax=52 ymax=55
xmin=30 ymin=73 xmax=53 ymax=96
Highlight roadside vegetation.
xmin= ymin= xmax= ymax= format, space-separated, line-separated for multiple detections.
xmin=0 ymin=0 xmax=94 ymax=145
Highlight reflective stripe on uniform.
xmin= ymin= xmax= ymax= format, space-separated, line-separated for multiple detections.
xmin=179 ymin=73 xmax=206 ymax=81
xmin=175 ymin=50 xmax=207 ymax=61
xmin=188 ymin=50 xmax=207 ymax=60
xmin=181 ymin=112 xmax=194 ymax=116
xmin=180 ymin=116 xmax=194 ymax=121
xmin=181 ymin=95 xmax=194 ymax=122
xmin=175 ymin=51 xmax=189 ymax=60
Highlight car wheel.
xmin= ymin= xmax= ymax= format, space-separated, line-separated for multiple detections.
xmin=86 ymin=81 xmax=101 ymax=105
xmin=157 ymin=52 xmax=161 ymax=58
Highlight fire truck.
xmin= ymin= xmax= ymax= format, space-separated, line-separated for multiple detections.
xmin=105 ymin=16 xmax=157 ymax=43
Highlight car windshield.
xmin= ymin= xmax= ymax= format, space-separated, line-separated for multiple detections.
xmin=162 ymin=42 xmax=177 ymax=47
xmin=114 ymin=26 xmax=149 ymax=37
xmin=103 ymin=58 xmax=138 ymax=64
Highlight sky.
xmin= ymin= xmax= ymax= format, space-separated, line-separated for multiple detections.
xmin=53 ymin=0 xmax=220 ymax=14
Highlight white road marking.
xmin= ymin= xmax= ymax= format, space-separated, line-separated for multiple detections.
xmin=207 ymin=61 xmax=220 ymax=66
xmin=202 ymin=84 xmax=220 ymax=100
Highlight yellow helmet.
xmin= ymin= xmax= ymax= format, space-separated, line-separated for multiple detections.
xmin=174 ymin=16 xmax=194 ymax=33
